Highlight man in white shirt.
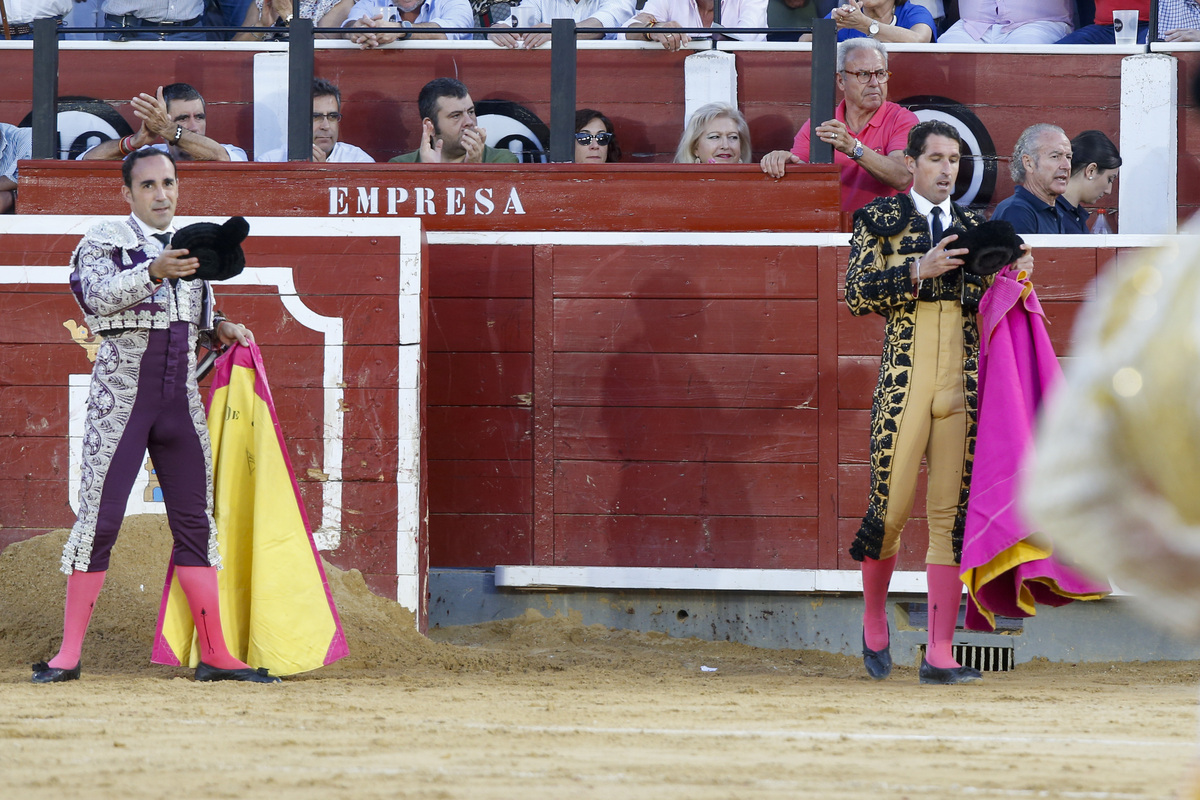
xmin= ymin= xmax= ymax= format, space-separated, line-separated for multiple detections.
xmin=342 ymin=0 xmax=475 ymax=45
xmin=489 ymin=0 xmax=636 ymax=48
xmin=1 ymin=0 xmax=73 ymax=37
xmin=256 ymin=79 xmax=375 ymax=163
xmin=102 ymin=0 xmax=208 ymax=39
xmin=79 ymin=84 xmax=248 ymax=163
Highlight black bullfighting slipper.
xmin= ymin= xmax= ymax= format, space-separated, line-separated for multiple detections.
xmin=194 ymin=661 xmax=281 ymax=684
xmin=31 ymin=661 xmax=81 ymax=684
xmin=862 ymin=633 xmax=892 ymax=680
xmin=919 ymin=657 xmax=982 ymax=685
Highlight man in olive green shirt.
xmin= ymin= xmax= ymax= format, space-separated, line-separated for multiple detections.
xmin=389 ymin=77 xmax=519 ymax=164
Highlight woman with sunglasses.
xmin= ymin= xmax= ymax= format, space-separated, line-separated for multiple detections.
xmin=575 ymin=109 xmax=622 ymax=164
xmin=673 ymin=103 xmax=752 ymax=164
xmin=803 ymin=0 xmax=935 ymax=43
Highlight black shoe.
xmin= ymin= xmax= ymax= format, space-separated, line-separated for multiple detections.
xmin=919 ymin=657 xmax=982 ymax=685
xmin=31 ymin=661 xmax=81 ymax=684
xmin=194 ymin=661 xmax=281 ymax=684
xmin=862 ymin=633 xmax=892 ymax=680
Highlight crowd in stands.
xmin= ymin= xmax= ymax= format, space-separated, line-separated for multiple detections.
xmin=5 ymin=0 xmax=1200 ymax=45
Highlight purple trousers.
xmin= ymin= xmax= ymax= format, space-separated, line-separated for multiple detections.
xmin=64 ymin=321 xmax=217 ymax=573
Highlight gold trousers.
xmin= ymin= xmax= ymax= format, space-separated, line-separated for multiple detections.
xmin=878 ymin=300 xmax=967 ymax=566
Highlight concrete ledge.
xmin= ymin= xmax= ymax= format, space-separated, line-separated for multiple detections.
xmin=433 ymin=569 xmax=1199 ymax=666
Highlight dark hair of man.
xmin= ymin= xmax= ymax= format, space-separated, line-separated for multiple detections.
xmin=1069 ymin=130 xmax=1122 ymax=176
xmin=122 ymin=147 xmax=177 ymax=188
xmin=418 ymin=77 xmax=469 ymax=124
xmin=162 ymin=83 xmax=204 ymax=110
xmin=575 ymin=108 xmax=622 ymax=163
xmin=313 ymin=77 xmax=341 ymax=107
xmin=905 ymin=120 xmax=962 ymax=160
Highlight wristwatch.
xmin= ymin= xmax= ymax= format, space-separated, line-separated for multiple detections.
xmin=868 ymin=20 xmax=879 ymax=37
xmin=849 ymin=138 xmax=865 ymax=160
xmin=398 ymin=18 xmax=413 ymax=39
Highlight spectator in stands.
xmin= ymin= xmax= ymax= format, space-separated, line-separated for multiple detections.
xmin=575 ymin=109 xmax=622 ymax=163
xmin=101 ymin=0 xmax=208 ymax=39
xmin=939 ymin=1 xmax=1073 ymax=44
xmin=1 ymin=0 xmax=72 ymax=38
xmin=760 ymin=38 xmax=917 ymax=214
xmin=991 ymin=123 xmax=1074 ymax=233
xmin=489 ymin=0 xmax=636 ymax=47
xmin=0 ymin=123 xmax=33 ymax=214
xmin=1058 ymin=130 xmax=1121 ymax=234
xmin=766 ymin=0 xmax=824 ymax=42
xmin=233 ymin=0 xmax=356 ymax=40
xmin=342 ymin=0 xmax=474 ymax=44
xmin=390 ymin=78 xmax=519 ymax=164
xmin=80 ymin=84 xmax=247 ymax=163
xmin=257 ymin=79 xmax=375 ymax=163
xmin=803 ymin=0 xmax=936 ymax=43
xmin=673 ymin=103 xmax=752 ymax=164
xmin=1159 ymin=0 xmax=1200 ymax=41
xmin=624 ymin=0 xmax=768 ymax=50
xmin=1056 ymin=0 xmax=1149 ymax=43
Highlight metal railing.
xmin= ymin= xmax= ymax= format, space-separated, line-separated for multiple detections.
xmin=27 ymin=16 xmax=838 ymax=165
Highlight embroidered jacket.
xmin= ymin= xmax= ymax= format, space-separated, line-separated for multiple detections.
xmin=69 ymin=215 xmax=216 ymax=335
xmin=844 ymin=193 xmax=989 ymax=564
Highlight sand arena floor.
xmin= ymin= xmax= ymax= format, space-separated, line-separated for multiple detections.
xmin=2 ymin=518 xmax=1199 ymax=800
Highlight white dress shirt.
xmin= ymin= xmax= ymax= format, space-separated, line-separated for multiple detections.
xmin=256 ymin=141 xmax=375 ymax=162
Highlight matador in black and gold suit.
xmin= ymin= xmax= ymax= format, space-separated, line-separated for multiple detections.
xmin=845 ymin=169 xmax=996 ymax=685
xmin=846 ymin=192 xmax=988 ymax=566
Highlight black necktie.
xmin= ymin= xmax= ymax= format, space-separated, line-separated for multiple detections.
xmin=930 ymin=207 xmax=944 ymax=244
xmin=151 ymin=232 xmax=176 ymax=287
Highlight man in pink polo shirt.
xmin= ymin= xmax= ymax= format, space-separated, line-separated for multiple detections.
xmin=761 ymin=37 xmax=916 ymax=215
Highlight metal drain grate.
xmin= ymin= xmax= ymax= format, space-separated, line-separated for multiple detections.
xmin=920 ymin=643 xmax=1014 ymax=672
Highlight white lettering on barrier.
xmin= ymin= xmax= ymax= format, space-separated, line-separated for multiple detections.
xmin=416 ymin=187 xmax=437 ymax=215
xmin=357 ymin=187 xmax=379 ymax=215
xmin=329 ymin=186 xmax=349 ymax=215
xmin=447 ymin=187 xmax=466 ymax=216
xmin=474 ymin=188 xmax=494 ymax=215
xmin=327 ymin=186 xmax=524 ymax=216
xmin=388 ymin=187 xmax=409 ymax=214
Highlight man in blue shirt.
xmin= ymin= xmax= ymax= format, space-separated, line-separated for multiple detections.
xmin=992 ymin=123 xmax=1075 ymax=234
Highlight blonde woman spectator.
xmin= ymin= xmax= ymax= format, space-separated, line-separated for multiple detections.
xmin=673 ymin=103 xmax=752 ymax=164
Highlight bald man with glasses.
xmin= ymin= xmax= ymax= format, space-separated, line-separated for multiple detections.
xmin=256 ymin=78 xmax=375 ymax=163
xmin=760 ymin=37 xmax=917 ymax=214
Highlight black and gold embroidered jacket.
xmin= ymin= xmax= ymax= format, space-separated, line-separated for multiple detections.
xmin=844 ymin=193 xmax=989 ymax=564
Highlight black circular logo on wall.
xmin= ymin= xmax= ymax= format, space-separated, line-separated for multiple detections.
xmin=476 ymin=99 xmax=549 ymax=164
xmin=18 ymin=97 xmax=135 ymax=161
xmin=898 ymin=95 xmax=997 ymax=210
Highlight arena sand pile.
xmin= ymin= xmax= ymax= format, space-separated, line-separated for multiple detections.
xmin=0 ymin=516 xmax=536 ymax=677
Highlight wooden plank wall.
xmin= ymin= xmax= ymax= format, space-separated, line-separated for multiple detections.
xmin=427 ymin=241 xmax=1126 ymax=573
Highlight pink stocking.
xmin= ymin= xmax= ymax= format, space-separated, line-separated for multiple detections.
xmin=174 ymin=565 xmax=248 ymax=670
xmin=861 ymin=554 xmax=897 ymax=651
xmin=926 ymin=564 xmax=965 ymax=669
xmin=48 ymin=570 xmax=107 ymax=669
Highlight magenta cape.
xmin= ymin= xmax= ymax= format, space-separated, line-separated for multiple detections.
xmin=961 ymin=267 xmax=1109 ymax=631
xmin=151 ymin=342 xmax=348 ymax=674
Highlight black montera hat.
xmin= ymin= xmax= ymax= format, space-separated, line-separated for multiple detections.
xmin=171 ymin=216 xmax=249 ymax=282
xmin=947 ymin=220 xmax=1025 ymax=276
